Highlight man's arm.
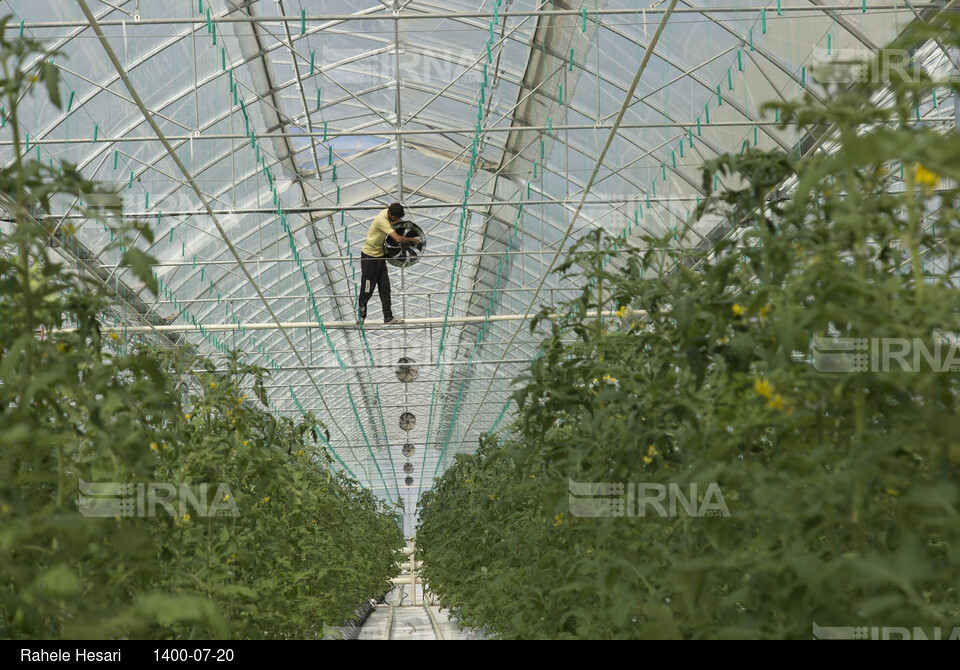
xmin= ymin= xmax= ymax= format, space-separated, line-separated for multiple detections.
xmin=388 ymin=230 xmax=421 ymax=246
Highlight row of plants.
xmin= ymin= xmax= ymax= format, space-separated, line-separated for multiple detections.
xmin=417 ymin=16 xmax=960 ymax=639
xmin=0 ymin=24 xmax=403 ymax=639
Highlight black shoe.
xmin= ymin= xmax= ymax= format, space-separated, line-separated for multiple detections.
xmin=359 ymin=304 xmax=367 ymax=321
xmin=384 ymin=317 xmax=405 ymax=325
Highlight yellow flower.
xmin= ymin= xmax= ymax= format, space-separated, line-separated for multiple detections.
xmin=754 ymin=378 xmax=773 ymax=399
xmin=642 ymin=455 xmax=653 ymax=465
xmin=222 ymin=494 xmax=230 ymax=502
xmin=759 ymin=303 xmax=771 ymax=319
xmin=647 ymin=445 xmax=658 ymax=456
xmin=914 ymin=163 xmax=939 ymax=189
xmin=57 ymin=343 xmax=66 ymax=353
xmin=732 ymin=303 xmax=747 ymax=317
xmin=553 ymin=513 xmax=565 ymax=527
xmin=261 ymin=496 xmax=270 ymax=504
xmin=184 ymin=413 xmax=192 ymax=420
xmin=616 ymin=305 xmax=627 ymax=318
xmin=109 ymin=332 xmax=119 ymax=341
xmin=149 ymin=442 xmax=158 ymax=451
xmin=766 ymin=393 xmax=784 ymax=411
xmin=602 ymin=374 xmax=618 ymax=384
xmin=885 ymin=488 xmax=899 ymax=496
xmin=209 ymin=382 xmax=218 ymax=389
xmin=182 ymin=514 xmax=190 ymax=522
xmin=243 ymin=440 xmax=248 ymax=446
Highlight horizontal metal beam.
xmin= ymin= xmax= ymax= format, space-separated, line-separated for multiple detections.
xmin=263 ymin=376 xmax=528 ymax=388
xmin=0 ymin=119 xmax=872 ymax=147
xmin=18 ymin=5 xmax=936 ymax=28
xmin=25 ymin=196 xmax=701 ymax=222
xmin=53 ymin=310 xmax=644 ymax=335
xmin=135 ymin=286 xmax=576 ymax=304
xmin=106 ymin=249 xmax=566 ymax=268
xmin=191 ymin=359 xmax=532 ymax=372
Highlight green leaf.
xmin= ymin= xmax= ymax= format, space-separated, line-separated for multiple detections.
xmin=120 ymin=247 xmax=159 ymax=295
xmin=38 ymin=564 xmax=80 ymax=596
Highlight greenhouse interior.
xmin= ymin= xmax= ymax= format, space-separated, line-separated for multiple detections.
xmin=2 ymin=0 xmax=960 ymax=643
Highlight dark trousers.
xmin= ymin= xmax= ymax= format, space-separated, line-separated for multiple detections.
xmin=359 ymin=253 xmax=393 ymax=321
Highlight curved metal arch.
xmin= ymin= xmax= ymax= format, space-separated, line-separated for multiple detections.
xmin=37 ymin=8 xmax=770 ymax=241
xmin=677 ymin=0 xmax=828 ymax=105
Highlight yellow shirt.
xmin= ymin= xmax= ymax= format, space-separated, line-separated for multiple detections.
xmin=361 ymin=209 xmax=395 ymax=257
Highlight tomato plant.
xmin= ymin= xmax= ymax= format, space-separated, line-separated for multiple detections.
xmin=0 ymin=22 xmax=403 ymax=640
xmin=418 ymin=16 xmax=960 ymax=639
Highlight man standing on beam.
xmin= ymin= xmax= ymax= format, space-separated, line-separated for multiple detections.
xmin=358 ymin=202 xmax=421 ymax=325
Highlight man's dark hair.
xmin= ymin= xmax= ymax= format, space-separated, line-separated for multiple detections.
xmin=388 ymin=202 xmax=405 ymax=220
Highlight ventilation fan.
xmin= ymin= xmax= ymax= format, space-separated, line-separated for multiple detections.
xmin=399 ymin=412 xmax=416 ymax=431
xmin=405 ymin=476 xmax=414 ymax=486
xmin=403 ymin=462 xmax=414 ymax=474
xmin=402 ymin=444 xmax=415 ymax=458
xmin=396 ymin=356 xmax=420 ymax=383
xmin=383 ymin=221 xmax=426 ymax=268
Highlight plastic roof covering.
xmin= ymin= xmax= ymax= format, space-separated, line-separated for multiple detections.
xmin=4 ymin=0 xmax=948 ymax=533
